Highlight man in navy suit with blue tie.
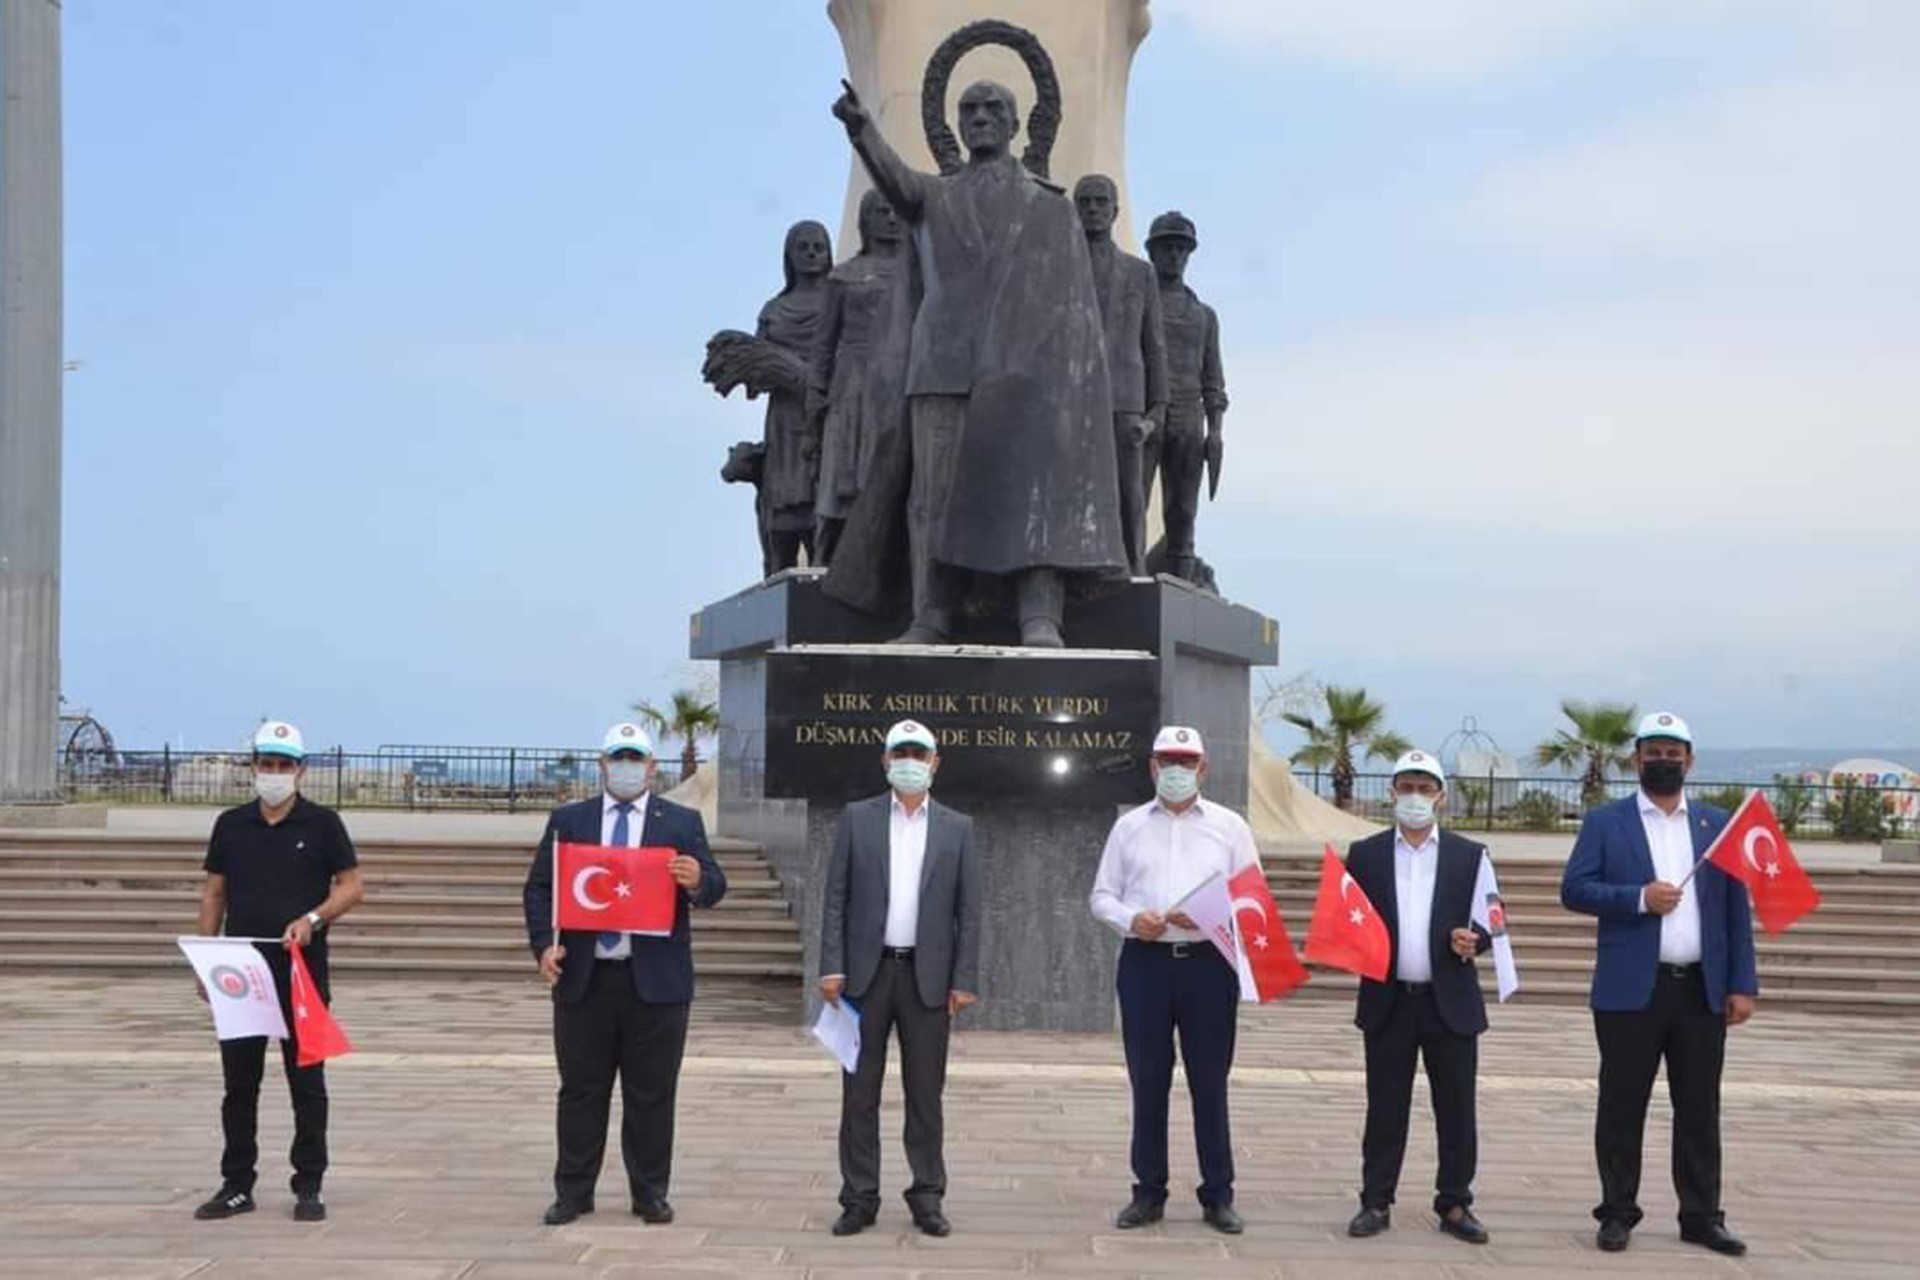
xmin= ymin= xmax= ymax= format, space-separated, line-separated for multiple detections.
xmin=1561 ymin=712 xmax=1756 ymax=1257
xmin=523 ymin=723 xmax=727 ymax=1227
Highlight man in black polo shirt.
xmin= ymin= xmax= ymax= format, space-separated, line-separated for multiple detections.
xmin=192 ymin=720 xmax=364 ymax=1223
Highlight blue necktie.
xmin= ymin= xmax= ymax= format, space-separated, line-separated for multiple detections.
xmin=600 ymin=802 xmax=633 ymax=950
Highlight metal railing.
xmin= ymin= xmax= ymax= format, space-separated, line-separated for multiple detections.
xmin=1289 ymin=768 xmax=1920 ymax=840
xmin=59 ymin=746 xmax=694 ymax=813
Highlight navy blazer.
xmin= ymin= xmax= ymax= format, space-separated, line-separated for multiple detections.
xmin=1346 ymin=829 xmax=1492 ymax=1038
xmin=1560 ymin=795 xmax=1758 ymax=1014
xmin=522 ymin=794 xmax=727 ymax=1006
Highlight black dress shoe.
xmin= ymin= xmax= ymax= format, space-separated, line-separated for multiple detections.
xmin=631 ymin=1198 xmax=674 ymax=1224
xmin=1203 ymin=1204 xmax=1244 ymax=1235
xmin=1347 ymin=1205 xmax=1391 ymax=1237
xmin=293 ymin=1191 xmax=326 ymax=1223
xmin=1680 ymin=1222 xmax=1747 ymax=1256
xmin=1437 ymin=1206 xmax=1487 ymax=1244
xmin=542 ymin=1198 xmax=593 ymax=1226
xmin=1596 ymin=1218 xmax=1632 ymax=1252
xmin=911 ymin=1207 xmax=951 ymax=1237
xmin=193 ymin=1187 xmax=255 ymax=1220
xmin=1114 ymin=1199 xmax=1165 ymax=1229
xmin=830 ymin=1207 xmax=877 ymax=1236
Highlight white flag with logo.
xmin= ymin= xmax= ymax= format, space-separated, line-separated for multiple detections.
xmin=179 ymin=937 xmax=288 ymax=1041
xmin=1469 ymin=853 xmax=1520 ymax=1003
xmin=1170 ymin=870 xmax=1241 ymax=969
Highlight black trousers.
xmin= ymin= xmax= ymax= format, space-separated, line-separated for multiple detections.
xmin=1360 ymin=988 xmax=1478 ymax=1213
xmin=839 ymin=954 xmax=952 ymax=1214
xmin=219 ymin=1032 xmax=328 ymax=1196
xmin=1117 ymin=939 xmax=1238 ymax=1208
xmin=1592 ymin=966 xmax=1727 ymax=1230
xmin=552 ymin=961 xmax=691 ymax=1206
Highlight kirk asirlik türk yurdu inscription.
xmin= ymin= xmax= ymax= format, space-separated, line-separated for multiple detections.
xmin=764 ymin=651 xmax=1155 ymax=805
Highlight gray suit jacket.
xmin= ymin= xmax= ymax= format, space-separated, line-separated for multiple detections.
xmin=1092 ymin=242 xmax=1169 ymax=414
xmin=819 ymin=792 xmax=982 ymax=1010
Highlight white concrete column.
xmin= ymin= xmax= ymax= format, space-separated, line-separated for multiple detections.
xmin=827 ymin=0 xmax=1152 ymax=251
xmin=0 ymin=0 xmax=64 ymax=802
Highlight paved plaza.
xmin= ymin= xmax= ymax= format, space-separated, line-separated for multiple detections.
xmin=2 ymin=975 xmax=1917 ymax=1278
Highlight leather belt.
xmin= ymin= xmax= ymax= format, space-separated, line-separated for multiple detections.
xmin=1659 ymin=962 xmax=1703 ymax=980
xmin=882 ymin=946 xmax=915 ymax=962
xmin=1397 ymin=981 xmax=1433 ymax=995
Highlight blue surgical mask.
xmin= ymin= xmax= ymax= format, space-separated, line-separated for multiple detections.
xmin=887 ymin=759 xmax=934 ymax=795
xmin=1154 ymin=765 xmax=1199 ymax=804
xmin=605 ymin=759 xmax=650 ymax=801
xmin=1395 ymin=793 xmax=1437 ymax=829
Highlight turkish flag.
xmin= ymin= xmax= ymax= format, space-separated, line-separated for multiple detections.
xmin=1303 ymin=845 xmax=1391 ymax=981
xmin=287 ymin=944 xmax=352 ymax=1067
xmin=1706 ymin=790 xmax=1821 ymax=933
xmin=554 ymin=841 xmax=676 ymax=935
xmin=1227 ymin=863 xmax=1309 ymax=1002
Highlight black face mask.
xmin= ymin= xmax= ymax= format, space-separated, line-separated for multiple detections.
xmin=1639 ymin=758 xmax=1686 ymax=797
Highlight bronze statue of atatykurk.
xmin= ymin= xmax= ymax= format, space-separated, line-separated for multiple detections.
xmin=827 ymin=78 xmax=1124 ymax=648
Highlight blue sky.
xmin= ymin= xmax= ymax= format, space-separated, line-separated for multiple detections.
xmin=58 ymin=2 xmax=1919 ymax=759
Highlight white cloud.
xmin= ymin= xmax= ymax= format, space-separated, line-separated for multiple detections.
xmin=1460 ymin=76 xmax=1920 ymax=273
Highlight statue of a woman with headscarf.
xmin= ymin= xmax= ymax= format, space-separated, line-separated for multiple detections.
xmin=808 ymin=191 xmax=911 ymax=566
xmin=702 ymin=219 xmax=834 ymax=574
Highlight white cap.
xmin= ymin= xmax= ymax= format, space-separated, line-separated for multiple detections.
xmin=885 ymin=720 xmax=937 ymax=752
xmin=1391 ymin=749 xmax=1445 ymax=787
xmin=601 ymin=723 xmax=655 ymax=757
xmin=1636 ymin=711 xmax=1692 ymax=745
xmin=253 ymin=720 xmax=305 ymax=760
xmin=1152 ymin=726 xmax=1205 ymax=756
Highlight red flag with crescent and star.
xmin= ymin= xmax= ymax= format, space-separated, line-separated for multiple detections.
xmin=1226 ymin=862 xmax=1309 ymax=1002
xmin=287 ymin=943 xmax=352 ymax=1068
xmin=1706 ymin=790 xmax=1820 ymax=933
xmin=554 ymin=841 xmax=676 ymax=935
xmin=1303 ymin=844 xmax=1391 ymax=981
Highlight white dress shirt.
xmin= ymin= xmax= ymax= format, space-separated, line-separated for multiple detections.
xmin=885 ymin=793 xmax=931 ymax=948
xmin=1636 ymin=790 xmax=1703 ymax=964
xmin=593 ymin=791 xmax=649 ymax=960
xmin=1090 ymin=797 xmax=1261 ymax=943
xmin=1393 ymin=826 xmax=1440 ymax=983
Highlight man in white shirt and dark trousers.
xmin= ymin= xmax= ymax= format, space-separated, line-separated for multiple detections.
xmin=1341 ymin=751 xmax=1492 ymax=1244
xmin=1090 ymin=726 xmax=1258 ymax=1235
xmin=819 ymin=720 xmax=982 ymax=1238
xmin=1561 ymin=712 xmax=1756 ymax=1257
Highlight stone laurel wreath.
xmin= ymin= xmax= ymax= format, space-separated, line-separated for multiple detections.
xmin=920 ymin=19 xmax=1062 ymax=180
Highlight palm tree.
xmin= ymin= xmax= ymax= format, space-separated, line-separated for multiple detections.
xmin=1282 ymin=686 xmax=1411 ymax=810
xmin=633 ymin=689 xmax=721 ymax=782
xmin=1534 ymin=700 xmax=1637 ymax=809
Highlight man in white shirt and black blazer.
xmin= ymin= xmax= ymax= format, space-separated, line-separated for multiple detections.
xmin=1343 ymin=750 xmax=1492 ymax=1246
xmin=522 ymin=723 xmax=726 ymax=1228
xmin=819 ymin=719 xmax=982 ymax=1239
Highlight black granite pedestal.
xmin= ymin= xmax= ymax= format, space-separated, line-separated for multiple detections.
xmin=690 ymin=570 xmax=1277 ymax=1032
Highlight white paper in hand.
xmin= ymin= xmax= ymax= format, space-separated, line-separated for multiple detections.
xmin=1469 ymin=852 xmax=1521 ymax=1002
xmin=811 ymin=997 xmax=862 ymax=1073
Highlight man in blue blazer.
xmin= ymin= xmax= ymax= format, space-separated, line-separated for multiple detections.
xmin=522 ymin=723 xmax=727 ymax=1227
xmin=1560 ymin=712 xmax=1756 ymax=1257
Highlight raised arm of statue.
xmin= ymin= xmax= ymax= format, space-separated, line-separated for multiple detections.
xmin=833 ymin=80 xmax=929 ymax=222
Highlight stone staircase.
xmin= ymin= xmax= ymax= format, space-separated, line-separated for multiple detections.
xmin=1263 ymin=855 xmax=1920 ymax=1015
xmin=0 ymin=830 xmax=805 ymax=993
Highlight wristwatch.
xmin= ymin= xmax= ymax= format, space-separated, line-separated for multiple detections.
xmin=304 ymin=911 xmax=325 ymax=932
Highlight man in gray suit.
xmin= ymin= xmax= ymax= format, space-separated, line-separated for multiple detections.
xmin=1076 ymin=173 xmax=1168 ymax=576
xmin=820 ymin=719 xmax=982 ymax=1238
